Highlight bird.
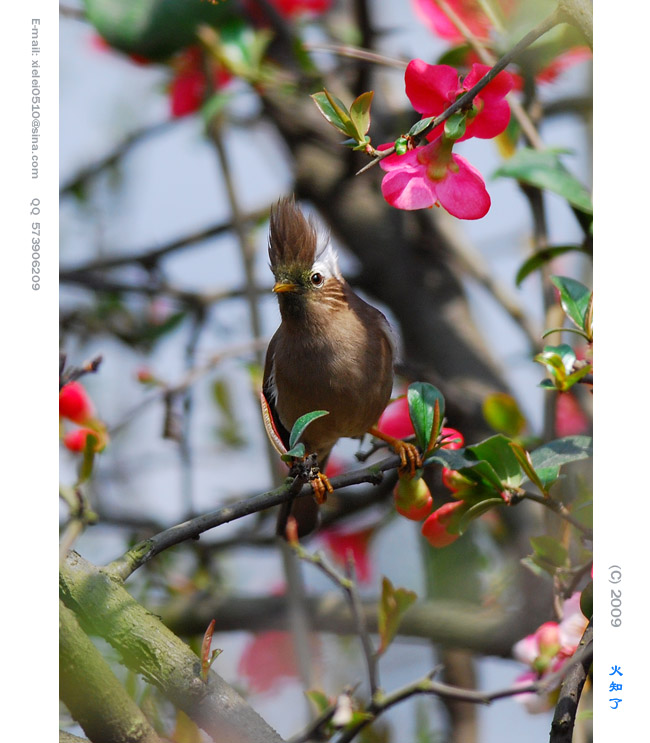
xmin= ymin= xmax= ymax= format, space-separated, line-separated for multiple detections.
xmin=262 ymin=197 xmax=420 ymax=537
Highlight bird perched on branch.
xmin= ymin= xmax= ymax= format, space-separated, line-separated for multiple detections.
xmin=262 ymin=197 xmax=420 ymax=537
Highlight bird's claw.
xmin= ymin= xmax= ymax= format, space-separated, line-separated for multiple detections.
xmin=310 ymin=471 xmax=333 ymax=505
xmin=393 ymin=440 xmax=422 ymax=478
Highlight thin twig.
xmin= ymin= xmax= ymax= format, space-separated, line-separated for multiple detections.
xmin=523 ymin=491 xmax=592 ymax=538
xmin=433 ymin=0 xmax=544 ymax=149
xmin=358 ymin=7 xmax=561 ymax=174
xmin=303 ymin=43 xmax=407 ymax=70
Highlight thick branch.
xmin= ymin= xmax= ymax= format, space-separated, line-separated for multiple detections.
xmin=60 ymin=553 xmax=285 ymax=743
xmin=549 ymin=620 xmax=593 ymax=743
xmin=60 ymin=600 xmax=162 ymax=743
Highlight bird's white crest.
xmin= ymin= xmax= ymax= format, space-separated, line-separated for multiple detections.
xmin=312 ymin=231 xmax=343 ymax=282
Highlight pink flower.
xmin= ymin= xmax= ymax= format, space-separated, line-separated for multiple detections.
xmin=512 ymin=592 xmax=588 ymax=713
xmin=319 ymin=526 xmax=374 ymax=583
xmin=169 ymin=46 xmax=232 ymax=118
xmin=405 ymin=59 xmax=514 ymax=142
xmin=380 ymin=137 xmax=490 ymax=218
xmin=555 ymin=392 xmax=590 ymax=437
xmin=412 ymin=0 xmax=503 ymax=43
xmin=238 ymin=630 xmax=315 ymax=693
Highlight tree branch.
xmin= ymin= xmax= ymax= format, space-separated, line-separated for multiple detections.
xmin=60 ymin=553 xmax=285 ymax=743
xmin=60 ymin=599 xmax=163 ymax=743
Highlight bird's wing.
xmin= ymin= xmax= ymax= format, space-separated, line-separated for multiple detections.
xmin=262 ymin=333 xmax=291 ymax=452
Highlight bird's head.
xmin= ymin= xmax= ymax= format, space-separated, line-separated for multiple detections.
xmin=268 ymin=197 xmax=344 ymax=318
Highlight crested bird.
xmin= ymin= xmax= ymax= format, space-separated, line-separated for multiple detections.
xmin=262 ymin=197 xmax=420 ymax=537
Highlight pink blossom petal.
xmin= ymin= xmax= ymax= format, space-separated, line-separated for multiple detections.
xmin=412 ymin=0 xmax=494 ymax=43
xmin=512 ymin=634 xmax=539 ymax=665
xmin=405 ymin=60 xmax=459 ymax=115
xmin=434 ymin=153 xmax=490 ymax=219
xmin=381 ymin=168 xmax=438 ymax=210
xmin=558 ymin=592 xmax=589 ymax=649
xmin=378 ymin=147 xmax=422 ymax=172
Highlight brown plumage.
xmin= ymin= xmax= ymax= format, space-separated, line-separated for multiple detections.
xmin=263 ymin=197 xmax=397 ymax=536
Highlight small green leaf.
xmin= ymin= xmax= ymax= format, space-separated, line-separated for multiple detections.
xmin=289 ymin=410 xmax=329 ymax=450
xmin=407 ymin=383 xmax=445 ymax=451
xmin=311 ymin=91 xmax=357 ymax=139
xmin=378 ymin=577 xmax=417 ymax=654
xmin=494 ymin=148 xmax=593 ymax=214
xmin=516 ymin=245 xmax=587 ymax=286
xmin=530 ymin=535 xmax=568 ymax=568
xmin=281 ymin=442 xmax=306 ymax=462
xmin=550 ymin=275 xmax=592 ymax=331
xmin=466 ymin=434 xmax=523 ymax=488
xmin=77 ymin=434 xmax=99 ymax=485
xmin=305 ymin=689 xmax=333 ymax=715
xmin=457 ymin=497 xmax=504 ymax=534
xmin=482 ymin=393 xmax=526 ymax=436
xmin=437 ymin=43 xmax=473 ymax=67
xmin=408 ymin=116 xmax=435 ymax=138
xmin=509 ymin=441 xmax=548 ymax=494
xmin=580 ymin=581 xmax=593 ymax=619
xmin=349 ymin=91 xmax=374 ymax=138
xmin=529 ymin=436 xmax=592 ymax=472
xmin=443 ymin=112 xmax=467 ymax=141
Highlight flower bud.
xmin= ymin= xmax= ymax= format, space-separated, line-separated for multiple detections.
xmin=59 ymin=381 xmax=94 ymax=424
xmin=421 ymin=500 xmax=466 ymax=547
xmin=394 ymin=476 xmax=433 ymax=521
xmin=63 ymin=427 xmax=106 ymax=453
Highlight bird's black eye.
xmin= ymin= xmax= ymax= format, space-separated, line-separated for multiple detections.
xmin=310 ymin=272 xmax=324 ymax=287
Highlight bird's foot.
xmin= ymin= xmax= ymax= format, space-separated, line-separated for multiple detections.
xmin=288 ymin=453 xmax=333 ymax=504
xmin=310 ymin=471 xmax=333 ymax=505
xmin=368 ymin=426 xmax=422 ymax=478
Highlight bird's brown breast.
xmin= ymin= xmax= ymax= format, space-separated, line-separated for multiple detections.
xmin=267 ymin=283 xmax=394 ymax=460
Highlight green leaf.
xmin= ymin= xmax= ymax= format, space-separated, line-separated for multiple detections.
xmin=408 ymin=116 xmax=435 ymax=138
xmin=377 ymin=577 xmax=417 ymax=654
xmin=311 ymin=90 xmax=359 ymax=140
xmin=424 ymin=446 xmax=503 ymax=494
xmin=515 ymin=245 xmax=587 ymax=286
xmin=493 ymin=148 xmax=593 ymax=214
xmin=83 ymin=0 xmax=234 ymax=60
xmin=466 ymin=434 xmax=523 ymax=488
xmin=529 ymin=436 xmax=592 ymax=472
xmin=281 ymin=443 xmax=305 ymax=462
xmin=509 ymin=441 xmax=548 ymax=494
xmin=407 ymin=383 xmax=445 ymax=451
xmin=437 ymin=43 xmax=473 ymax=67
xmin=482 ymin=393 xmax=526 ymax=436
xmin=289 ymin=410 xmax=329 ymax=450
xmin=349 ymin=91 xmax=374 ymax=138
xmin=457 ymin=497 xmax=504 ymax=533
xmin=530 ymin=535 xmax=568 ymax=568
xmin=305 ymin=690 xmax=333 ymax=715
xmin=443 ymin=112 xmax=467 ymax=141
xmin=550 ymin=275 xmax=592 ymax=331
xmin=580 ymin=581 xmax=593 ymax=619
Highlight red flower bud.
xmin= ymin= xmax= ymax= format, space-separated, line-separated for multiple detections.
xmin=394 ymin=476 xmax=433 ymax=521
xmin=440 ymin=427 xmax=464 ymax=449
xmin=63 ymin=428 xmax=106 ymax=453
xmin=377 ymin=396 xmax=414 ymax=440
xmin=421 ymin=500 xmax=466 ymax=548
xmin=59 ymin=381 xmax=94 ymax=424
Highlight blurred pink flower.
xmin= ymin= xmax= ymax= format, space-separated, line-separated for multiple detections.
xmin=512 ymin=592 xmax=588 ymax=713
xmin=405 ymin=59 xmax=514 ymax=142
xmin=238 ymin=631 xmax=305 ymax=693
xmin=379 ymin=137 xmax=490 ymax=218
xmin=319 ymin=526 xmax=375 ymax=583
xmin=412 ymin=0 xmax=507 ymax=43
xmin=555 ymin=392 xmax=590 ymax=437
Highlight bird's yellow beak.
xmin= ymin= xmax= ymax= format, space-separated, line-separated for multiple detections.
xmin=273 ymin=281 xmax=300 ymax=293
